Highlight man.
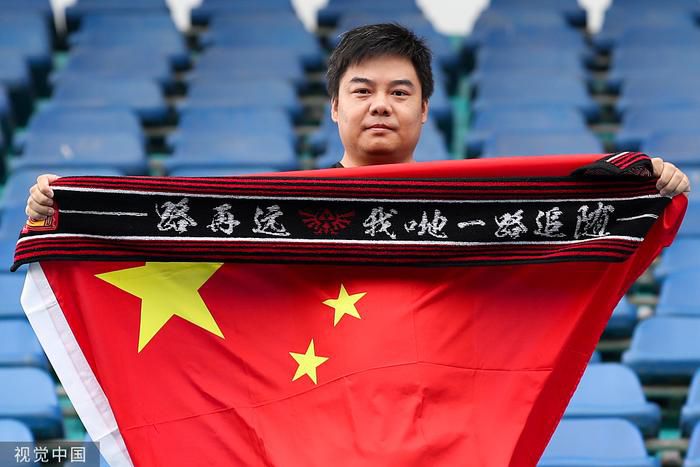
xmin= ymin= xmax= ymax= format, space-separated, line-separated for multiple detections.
xmin=25 ymin=23 xmax=689 ymax=219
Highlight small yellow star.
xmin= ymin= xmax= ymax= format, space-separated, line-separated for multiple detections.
xmin=322 ymin=284 xmax=366 ymax=326
xmin=290 ymin=339 xmax=328 ymax=384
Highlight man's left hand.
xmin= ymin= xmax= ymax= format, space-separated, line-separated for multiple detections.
xmin=651 ymin=157 xmax=691 ymax=197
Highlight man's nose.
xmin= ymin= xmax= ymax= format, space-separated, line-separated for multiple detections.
xmin=369 ymin=94 xmax=392 ymax=116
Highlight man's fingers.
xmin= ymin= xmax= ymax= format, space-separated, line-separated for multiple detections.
xmin=29 ymin=184 xmax=54 ymax=207
xmin=26 ymin=196 xmax=54 ymax=219
xmin=651 ymin=157 xmax=664 ymax=177
xmin=656 ymin=162 xmax=677 ymax=191
xmin=660 ymin=171 xmax=685 ymax=197
xmin=36 ymin=174 xmax=58 ymax=198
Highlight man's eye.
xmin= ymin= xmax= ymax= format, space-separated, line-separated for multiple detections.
xmin=353 ymin=89 xmax=370 ymax=94
xmin=393 ymin=90 xmax=409 ymax=96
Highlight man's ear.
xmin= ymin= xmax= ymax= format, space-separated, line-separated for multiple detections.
xmin=421 ymin=99 xmax=429 ymax=124
xmin=331 ymin=97 xmax=339 ymax=123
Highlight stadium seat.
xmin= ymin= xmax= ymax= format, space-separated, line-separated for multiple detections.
xmin=615 ymin=106 xmax=700 ymax=151
xmin=682 ymin=369 xmax=700 ymax=437
xmin=184 ymin=79 xmax=301 ymax=117
xmin=65 ymin=0 xmax=170 ymax=30
xmin=617 ymin=80 xmax=700 ymax=114
xmin=487 ymin=0 xmax=586 ymax=26
xmin=173 ymin=108 xmax=295 ymax=147
xmin=640 ymin=131 xmax=700 ymax=168
xmin=470 ymin=29 xmax=586 ymax=52
xmin=165 ymin=134 xmax=299 ymax=172
xmin=193 ymin=47 xmax=306 ymax=83
xmin=0 ymin=85 xmax=11 ymax=145
xmin=0 ymin=320 xmax=48 ymax=369
xmin=14 ymin=132 xmax=148 ymax=175
xmin=0 ymin=49 xmax=35 ymax=124
xmin=191 ymin=0 xmax=295 ymax=26
xmin=467 ymin=107 xmax=588 ymax=155
xmin=68 ymin=16 xmax=189 ymax=69
xmin=19 ymin=106 xmax=144 ymax=150
xmin=0 ymin=419 xmax=33 ymax=442
xmin=474 ymin=47 xmax=586 ymax=77
xmin=168 ymin=167 xmax=279 ymax=177
xmin=657 ymin=271 xmax=700 ymax=318
xmin=201 ymin=17 xmax=322 ymax=67
xmin=51 ymin=77 xmax=168 ymax=124
xmin=604 ymin=296 xmax=638 ymax=337
xmin=53 ymin=48 xmax=174 ymax=88
xmin=622 ymin=317 xmax=700 ymax=380
xmin=655 ymin=238 xmax=700 ymax=280
xmin=595 ymin=10 xmax=697 ymax=52
xmin=0 ymin=367 xmax=63 ymax=439
xmin=0 ymin=274 xmax=27 ymax=319
xmin=538 ymin=419 xmax=658 ymax=467
xmin=565 ymin=363 xmax=661 ymax=436
xmin=317 ymin=0 xmax=422 ymax=28
xmin=480 ymin=130 xmax=602 ymax=158
xmin=0 ymin=13 xmax=51 ymax=68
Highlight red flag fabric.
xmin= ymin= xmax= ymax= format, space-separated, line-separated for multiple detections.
xmin=16 ymin=155 xmax=685 ymax=467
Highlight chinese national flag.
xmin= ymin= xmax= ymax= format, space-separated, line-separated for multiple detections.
xmin=16 ymin=155 xmax=686 ymax=466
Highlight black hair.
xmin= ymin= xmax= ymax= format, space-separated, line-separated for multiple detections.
xmin=326 ymin=23 xmax=434 ymax=102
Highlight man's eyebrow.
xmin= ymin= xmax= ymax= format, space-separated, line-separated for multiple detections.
xmin=390 ymin=79 xmax=415 ymax=88
xmin=348 ymin=77 xmax=373 ymax=85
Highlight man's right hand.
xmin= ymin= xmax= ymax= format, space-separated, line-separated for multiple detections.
xmin=26 ymin=174 xmax=60 ymax=220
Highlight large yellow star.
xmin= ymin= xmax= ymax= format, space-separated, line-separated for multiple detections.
xmin=322 ymin=284 xmax=366 ymax=326
xmin=290 ymin=339 xmax=328 ymax=384
xmin=96 ymin=262 xmax=225 ymax=352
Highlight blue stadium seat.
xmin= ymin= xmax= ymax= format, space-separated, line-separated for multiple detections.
xmin=655 ymin=238 xmax=700 ymax=280
xmin=611 ymin=47 xmax=700 ymax=76
xmin=65 ymin=0 xmax=169 ymax=29
xmin=590 ymin=350 xmax=602 ymax=364
xmin=68 ymin=15 xmax=188 ymax=69
xmin=201 ymin=17 xmax=322 ymax=67
xmin=470 ymin=29 xmax=586 ymax=52
xmin=467 ymin=107 xmax=588 ymax=155
xmin=0 ymin=13 xmax=51 ymax=68
xmin=615 ymin=106 xmax=700 ymax=151
xmin=622 ymin=316 xmax=700 ymax=380
xmin=475 ymin=47 xmax=586 ymax=76
xmin=0 ymin=85 xmax=11 ymax=144
xmin=173 ymin=108 xmax=295 ymax=147
xmin=0 ymin=0 xmax=53 ymax=20
xmin=191 ymin=0 xmax=295 ymax=25
xmin=682 ymin=369 xmax=700 ymax=437
xmin=617 ymin=80 xmax=700 ymax=113
xmin=657 ymin=271 xmax=700 ymax=318
xmin=193 ymin=47 xmax=306 ymax=83
xmin=595 ymin=10 xmax=697 ymax=52
xmin=0 ymin=320 xmax=48 ymax=369
xmin=0 ymin=49 xmax=35 ymax=124
xmin=0 ymin=274 xmax=27 ymax=319
xmin=165 ymin=134 xmax=298 ymax=172
xmin=14 ymin=132 xmax=148 ymax=175
xmin=318 ymin=0 xmax=422 ymax=27
xmin=487 ymin=0 xmax=586 ymax=26
xmin=51 ymin=77 xmax=168 ymax=124
xmin=184 ymin=79 xmax=301 ymax=117
xmin=480 ymin=130 xmax=602 ymax=157
xmin=687 ymin=424 xmax=700 ymax=467
xmin=641 ymin=131 xmax=700 ymax=168
xmin=20 ymin=106 xmax=144 ymax=149
xmin=168 ymin=167 xmax=279 ymax=177
xmin=538 ymin=419 xmax=658 ymax=467
xmin=0 ymin=419 xmax=33 ymax=442
xmin=53 ymin=48 xmax=174 ymax=88
xmin=605 ymin=296 xmax=638 ymax=337
xmin=0 ymin=368 xmax=62 ymax=439
xmin=565 ymin=363 xmax=661 ymax=436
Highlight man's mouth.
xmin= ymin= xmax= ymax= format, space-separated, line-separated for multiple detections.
xmin=366 ymin=124 xmax=395 ymax=131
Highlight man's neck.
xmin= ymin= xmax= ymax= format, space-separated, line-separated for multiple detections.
xmin=339 ymin=152 xmax=415 ymax=168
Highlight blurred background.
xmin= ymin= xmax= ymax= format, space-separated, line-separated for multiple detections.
xmin=0 ymin=0 xmax=699 ymax=465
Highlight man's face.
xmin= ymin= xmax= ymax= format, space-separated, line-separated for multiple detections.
xmin=332 ymin=55 xmax=429 ymax=166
